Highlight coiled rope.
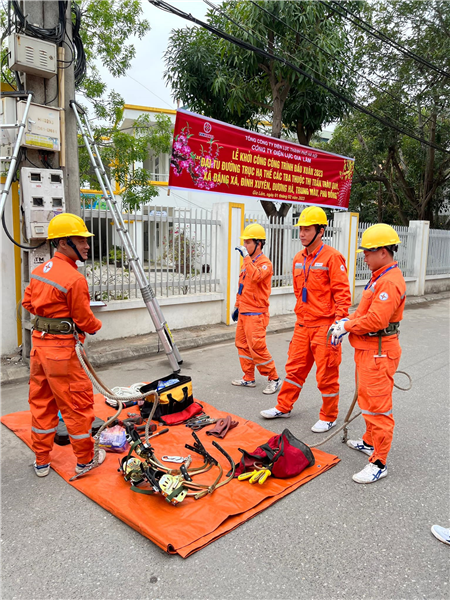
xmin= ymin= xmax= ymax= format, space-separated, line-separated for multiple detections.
xmin=71 ymin=341 xmax=159 ymax=480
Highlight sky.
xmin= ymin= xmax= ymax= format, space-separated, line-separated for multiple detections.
xmin=96 ymin=1 xmax=211 ymax=111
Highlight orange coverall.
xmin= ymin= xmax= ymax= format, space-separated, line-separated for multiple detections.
xmin=22 ymin=252 xmax=102 ymax=465
xmin=234 ymin=252 xmax=279 ymax=381
xmin=276 ymin=244 xmax=352 ymax=420
xmin=346 ymin=261 xmax=406 ymax=465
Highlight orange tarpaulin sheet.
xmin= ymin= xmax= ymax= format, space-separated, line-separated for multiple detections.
xmin=1 ymin=395 xmax=340 ymax=557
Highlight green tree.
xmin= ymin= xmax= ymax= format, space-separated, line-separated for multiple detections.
xmin=164 ymin=0 xmax=358 ymax=221
xmin=326 ymin=0 xmax=450 ymax=227
xmin=79 ymin=111 xmax=173 ymax=209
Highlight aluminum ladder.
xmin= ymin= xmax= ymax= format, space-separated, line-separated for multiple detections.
xmin=70 ymin=100 xmax=183 ymax=373
xmin=0 ymin=92 xmax=33 ymax=221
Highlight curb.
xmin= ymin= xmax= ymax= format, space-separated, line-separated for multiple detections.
xmin=2 ymin=291 xmax=449 ymax=387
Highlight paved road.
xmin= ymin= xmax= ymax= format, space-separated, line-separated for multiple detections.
xmin=1 ymin=298 xmax=449 ymax=600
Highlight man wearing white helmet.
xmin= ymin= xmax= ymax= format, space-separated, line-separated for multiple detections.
xmin=232 ymin=223 xmax=282 ymax=395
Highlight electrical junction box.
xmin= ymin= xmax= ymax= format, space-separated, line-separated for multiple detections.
xmin=20 ymin=167 xmax=65 ymax=239
xmin=8 ymin=33 xmax=57 ymax=78
xmin=17 ymin=101 xmax=61 ymax=151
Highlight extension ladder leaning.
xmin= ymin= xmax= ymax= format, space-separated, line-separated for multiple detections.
xmin=70 ymin=100 xmax=183 ymax=373
xmin=0 ymin=92 xmax=33 ymax=221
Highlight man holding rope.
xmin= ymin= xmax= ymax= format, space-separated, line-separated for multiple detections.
xmin=22 ymin=213 xmax=105 ymax=477
xmin=330 ymin=224 xmax=406 ymax=484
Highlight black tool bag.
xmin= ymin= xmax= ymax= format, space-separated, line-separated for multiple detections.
xmin=54 ymin=416 xmax=105 ymax=446
xmin=139 ymin=374 xmax=193 ymax=421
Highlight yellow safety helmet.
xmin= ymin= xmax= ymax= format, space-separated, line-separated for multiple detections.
xmin=295 ymin=206 xmax=328 ymax=227
xmin=357 ymin=223 xmax=401 ymax=253
xmin=47 ymin=213 xmax=94 ymax=239
xmin=241 ymin=223 xmax=266 ymax=240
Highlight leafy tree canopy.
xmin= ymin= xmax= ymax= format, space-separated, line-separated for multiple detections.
xmin=325 ymin=0 xmax=450 ymax=227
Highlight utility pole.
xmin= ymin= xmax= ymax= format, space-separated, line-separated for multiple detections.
xmin=20 ymin=0 xmax=80 ymax=213
xmin=15 ymin=1 xmax=80 ymax=360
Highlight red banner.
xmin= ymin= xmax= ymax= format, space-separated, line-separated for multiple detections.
xmin=169 ymin=110 xmax=354 ymax=210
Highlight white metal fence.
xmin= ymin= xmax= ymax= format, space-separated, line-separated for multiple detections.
xmin=80 ymin=202 xmax=220 ymax=301
xmin=426 ymin=229 xmax=450 ymax=275
xmin=356 ymin=222 xmax=416 ymax=280
xmin=244 ymin=211 xmax=342 ymax=287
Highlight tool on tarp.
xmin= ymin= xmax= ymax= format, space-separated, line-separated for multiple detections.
xmin=238 ymin=468 xmax=272 ymax=485
xmin=161 ymin=455 xmax=191 ymax=463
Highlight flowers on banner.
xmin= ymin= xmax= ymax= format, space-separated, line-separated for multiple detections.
xmin=171 ymin=123 xmax=221 ymax=190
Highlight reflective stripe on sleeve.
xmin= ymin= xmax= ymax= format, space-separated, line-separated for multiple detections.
xmin=285 ymin=378 xmax=302 ymax=389
xmin=31 ymin=274 xmax=68 ymax=294
xmin=31 ymin=426 xmax=58 ymax=434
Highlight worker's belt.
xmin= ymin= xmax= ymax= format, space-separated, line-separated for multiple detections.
xmin=367 ymin=322 xmax=400 ymax=337
xmin=367 ymin=322 xmax=400 ymax=356
xmin=32 ymin=315 xmax=81 ymax=335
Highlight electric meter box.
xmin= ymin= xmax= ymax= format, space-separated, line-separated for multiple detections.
xmin=8 ymin=33 xmax=57 ymax=78
xmin=20 ymin=167 xmax=65 ymax=239
xmin=17 ymin=101 xmax=61 ymax=151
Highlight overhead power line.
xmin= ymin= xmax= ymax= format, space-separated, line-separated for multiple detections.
xmin=246 ymin=0 xmax=440 ymax=120
xmin=203 ymin=0 xmax=436 ymax=137
xmin=148 ymin=0 xmax=450 ymax=154
xmin=322 ymin=0 xmax=450 ymax=79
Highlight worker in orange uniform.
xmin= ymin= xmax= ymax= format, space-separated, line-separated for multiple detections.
xmin=261 ymin=206 xmax=352 ymax=431
xmin=329 ymin=224 xmax=406 ymax=484
xmin=231 ymin=223 xmax=282 ymax=395
xmin=22 ymin=213 xmax=106 ymax=477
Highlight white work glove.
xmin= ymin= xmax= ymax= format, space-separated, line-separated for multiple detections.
xmin=235 ymin=245 xmax=249 ymax=258
xmin=328 ymin=318 xmax=349 ymax=346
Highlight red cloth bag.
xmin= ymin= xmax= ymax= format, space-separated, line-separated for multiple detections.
xmin=234 ymin=429 xmax=315 ymax=478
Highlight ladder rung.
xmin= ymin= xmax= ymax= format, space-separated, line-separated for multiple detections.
xmin=1 ymin=123 xmax=21 ymax=129
xmin=0 ymin=156 xmax=13 ymax=161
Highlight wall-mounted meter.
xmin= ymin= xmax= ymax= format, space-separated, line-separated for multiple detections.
xmin=17 ymin=101 xmax=61 ymax=151
xmin=8 ymin=33 xmax=57 ymax=78
xmin=20 ymin=167 xmax=65 ymax=239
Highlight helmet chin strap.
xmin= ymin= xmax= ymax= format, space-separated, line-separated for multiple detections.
xmin=305 ymin=227 xmax=323 ymax=248
xmin=249 ymin=240 xmax=260 ymax=257
xmin=66 ymin=237 xmax=85 ymax=262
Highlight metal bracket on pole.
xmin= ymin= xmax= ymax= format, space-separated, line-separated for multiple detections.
xmin=69 ymin=100 xmax=183 ymax=373
xmin=0 ymin=92 xmax=33 ymax=220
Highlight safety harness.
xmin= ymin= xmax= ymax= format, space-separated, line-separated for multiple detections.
xmin=32 ymin=315 xmax=82 ymax=335
xmin=368 ymin=322 xmax=400 ymax=356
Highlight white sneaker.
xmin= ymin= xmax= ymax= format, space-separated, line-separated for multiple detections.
xmin=75 ymin=448 xmax=107 ymax=474
xmin=431 ymin=525 xmax=450 ymax=546
xmin=231 ymin=379 xmax=256 ymax=387
xmin=260 ymin=407 xmax=291 ymax=419
xmin=347 ymin=439 xmax=374 ymax=456
xmin=352 ymin=462 xmax=388 ymax=484
xmin=34 ymin=462 xmax=51 ymax=477
xmin=262 ymin=379 xmax=282 ymax=395
xmin=311 ymin=419 xmax=336 ymax=433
